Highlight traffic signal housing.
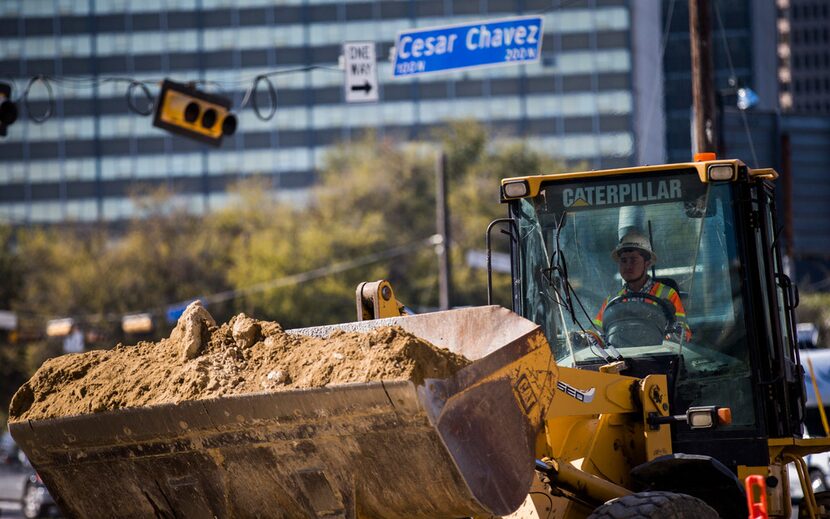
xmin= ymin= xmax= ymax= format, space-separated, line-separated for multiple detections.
xmin=152 ymin=79 xmax=237 ymax=147
xmin=0 ymin=82 xmax=18 ymax=138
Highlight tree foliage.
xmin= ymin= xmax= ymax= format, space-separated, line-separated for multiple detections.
xmin=0 ymin=224 xmax=24 ymax=427
xmin=220 ymin=122 xmax=564 ymax=325
xmin=1 ymin=121 xmax=564 ymax=419
xmin=5 ymin=120 xmax=565 ymax=334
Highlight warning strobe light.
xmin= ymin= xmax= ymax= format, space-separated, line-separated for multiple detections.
xmin=152 ymin=79 xmax=237 ymax=147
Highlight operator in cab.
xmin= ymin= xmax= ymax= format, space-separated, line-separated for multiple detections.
xmin=593 ymin=231 xmax=692 ymax=342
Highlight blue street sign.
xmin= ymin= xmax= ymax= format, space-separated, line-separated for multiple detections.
xmin=166 ymin=303 xmax=188 ymax=324
xmin=392 ymin=15 xmax=544 ymax=78
xmin=166 ymin=299 xmax=202 ymax=324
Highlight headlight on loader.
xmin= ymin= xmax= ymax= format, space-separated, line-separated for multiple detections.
xmin=648 ymin=405 xmax=732 ymax=430
xmin=503 ymin=180 xmax=529 ymax=198
xmin=707 ymin=164 xmax=735 ymax=182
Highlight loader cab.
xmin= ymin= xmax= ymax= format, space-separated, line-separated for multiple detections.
xmin=500 ymin=160 xmax=805 ymax=471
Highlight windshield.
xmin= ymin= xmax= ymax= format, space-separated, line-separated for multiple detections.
xmin=513 ymin=170 xmax=755 ymax=427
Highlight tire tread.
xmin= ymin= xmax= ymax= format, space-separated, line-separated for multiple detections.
xmin=587 ymin=491 xmax=718 ymax=519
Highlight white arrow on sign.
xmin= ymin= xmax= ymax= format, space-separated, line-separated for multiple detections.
xmin=343 ymin=41 xmax=379 ymax=103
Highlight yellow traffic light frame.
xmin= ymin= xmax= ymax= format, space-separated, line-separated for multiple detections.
xmin=152 ymin=79 xmax=236 ymax=147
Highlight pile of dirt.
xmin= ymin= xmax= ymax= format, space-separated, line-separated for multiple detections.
xmin=9 ymin=302 xmax=470 ymax=422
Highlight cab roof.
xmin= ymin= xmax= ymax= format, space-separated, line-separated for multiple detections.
xmin=500 ymin=159 xmax=778 ymax=200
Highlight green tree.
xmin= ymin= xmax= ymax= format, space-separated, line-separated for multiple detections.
xmin=16 ymin=226 xmax=111 ymax=321
xmin=222 ymin=135 xmax=438 ymax=327
xmin=0 ymin=224 xmax=25 ymax=427
xmin=224 ymin=122 xmax=564 ymax=327
xmin=8 ymin=121 xmax=566 ymax=354
xmin=437 ymin=122 xmax=564 ymax=307
xmin=0 ymin=225 xmax=21 ymax=310
xmin=13 ymin=188 xmax=239 ymax=348
xmin=108 ymin=189 xmax=235 ymax=324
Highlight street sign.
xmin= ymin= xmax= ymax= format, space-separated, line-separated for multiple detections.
xmin=343 ymin=41 xmax=379 ymax=103
xmin=166 ymin=300 xmax=201 ymax=323
xmin=392 ymin=15 xmax=543 ymax=78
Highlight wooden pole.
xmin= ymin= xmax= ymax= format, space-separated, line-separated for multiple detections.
xmin=689 ymin=0 xmax=717 ymax=155
xmin=436 ymin=151 xmax=451 ymax=310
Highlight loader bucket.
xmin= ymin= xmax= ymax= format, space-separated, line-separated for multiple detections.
xmin=10 ymin=306 xmax=557 ymax=519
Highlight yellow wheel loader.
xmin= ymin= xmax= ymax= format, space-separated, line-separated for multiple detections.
xmin=9 ymin=158 xmax=827 ymax=518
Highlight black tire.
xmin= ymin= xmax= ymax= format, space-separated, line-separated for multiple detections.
xmin=587 ymin=491 xmax=719 ymax=519
xmin=21 ymin=483 xmax=45 ymax=519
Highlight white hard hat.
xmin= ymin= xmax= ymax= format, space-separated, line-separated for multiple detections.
xmin=611 ymin=231 xmax=657 ymax=264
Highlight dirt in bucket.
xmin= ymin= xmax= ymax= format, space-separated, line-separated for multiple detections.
xmin=9 ymin=301 xmax=470 ymax=422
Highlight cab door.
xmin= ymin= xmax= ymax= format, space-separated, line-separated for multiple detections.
xmin=748 ymin=180 xmax=805 ymax=438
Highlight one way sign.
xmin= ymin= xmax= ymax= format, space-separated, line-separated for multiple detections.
xmin=343 ymin=41 xmax=379 ymax=103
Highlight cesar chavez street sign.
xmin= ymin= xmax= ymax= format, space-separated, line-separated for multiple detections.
xmin=392 ymin=15 xmax=543 ymax=78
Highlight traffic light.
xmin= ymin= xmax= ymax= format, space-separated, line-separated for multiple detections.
xmin=0 ymin=82 xmax=18 ymax=138
xmin=152 ymin=79 xmax=237 ymax=147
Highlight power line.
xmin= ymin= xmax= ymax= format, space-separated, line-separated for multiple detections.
xmin=712 ymin=0 xmax=759 ymax=167
xmin=203 ymin=235 xmax=438 ymax=305
xmin=8 ymin=65 xmax=343 ymax=125
xmin=27 ymin=235 xmax=439 ymax=324
xmin=640 ymin=0 xmax=676 ymax=161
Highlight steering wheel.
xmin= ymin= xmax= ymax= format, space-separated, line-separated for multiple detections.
xmin=603 ymin=292 xmax=677 ymax=326
xmin=600 ymin=292 xmax=679 ymax=348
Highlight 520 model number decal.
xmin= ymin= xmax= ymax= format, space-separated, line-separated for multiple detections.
xmin=557 ymin=380 xmax=595 ymax=403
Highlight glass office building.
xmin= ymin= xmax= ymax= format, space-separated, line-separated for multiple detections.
xmin=0 ymin=0 xmax=640 ymax=223
xmin=778 ymin=0 xmax=830 ymax=114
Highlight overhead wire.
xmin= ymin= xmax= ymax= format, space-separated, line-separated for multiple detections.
xmin=239 ymin=65 xmax=341 ymax=121
xmin=22 ymin=75 xmax=54 ymax=123
xmin=125 ymin=80 xmax=154 ymax=116
xmin=201 ymin=235 xmax=437 ymax=306
xmin=712 ymin=0 xmax=759 ymax=167
xmin=639 ymin=0 xmax=676 ymax=161
xmin=11 ymin=64 xmax=343 ymax=125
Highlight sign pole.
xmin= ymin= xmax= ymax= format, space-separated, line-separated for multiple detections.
xmin=436 ymin=151 xmax=452 ymax=310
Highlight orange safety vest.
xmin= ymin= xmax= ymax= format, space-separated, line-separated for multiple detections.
xmin=594 ymin=278 xmax=691 ymax=340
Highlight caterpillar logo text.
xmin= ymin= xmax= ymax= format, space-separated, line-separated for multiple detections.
xmin=563 ymin=179 xmax=682 ymax=208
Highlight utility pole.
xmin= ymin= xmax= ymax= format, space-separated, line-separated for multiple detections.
xmin=689 ymin=0 xmax=717 ymax=155
xmin=436 ymin=151 xmax=452 ymax=310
